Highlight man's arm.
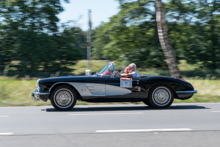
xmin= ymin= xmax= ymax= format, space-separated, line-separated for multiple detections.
xmin=119 ymin=73 xmax=133 ymax=78
xmin=116 ymin=70 xmax=133 ymax=77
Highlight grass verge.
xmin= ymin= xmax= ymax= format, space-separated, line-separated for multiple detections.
xmin=0 ymin=76 xmax=220 ymax=106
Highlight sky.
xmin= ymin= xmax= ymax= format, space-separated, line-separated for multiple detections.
xmin=57 ymin=0 xmax=120 ymax=31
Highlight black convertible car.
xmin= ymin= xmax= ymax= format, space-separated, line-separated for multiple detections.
xmin=31 ymin=62 xmax=197 ymax=110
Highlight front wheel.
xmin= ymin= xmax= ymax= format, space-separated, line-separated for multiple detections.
xmin=148 ymin=85 xmax=174 ymax=108
xmin=50 ymin=85 xmax=77 ymax=111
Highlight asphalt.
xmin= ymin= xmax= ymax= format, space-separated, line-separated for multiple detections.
xmin=0 ymin=103 xmax=220 ymax=147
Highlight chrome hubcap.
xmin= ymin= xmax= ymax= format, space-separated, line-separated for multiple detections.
xmin=153 ymin=87 xmax=171 ymax=106
xmin=55 ymin=90 xmax=73 ymax=107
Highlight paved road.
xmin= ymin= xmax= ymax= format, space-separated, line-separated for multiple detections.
xmin=0 ymin=103 xmax=220 ymax=147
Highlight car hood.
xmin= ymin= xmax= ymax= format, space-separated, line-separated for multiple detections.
xmin=38 ymin=75 xmax=94 ymax=83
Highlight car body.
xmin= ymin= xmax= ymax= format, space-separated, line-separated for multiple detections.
xmin=31 ymin=62 xmax=197 ymax=110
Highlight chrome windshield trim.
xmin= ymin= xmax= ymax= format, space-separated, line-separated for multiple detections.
xmin=176 ymin=90 xmax=197 ymax=94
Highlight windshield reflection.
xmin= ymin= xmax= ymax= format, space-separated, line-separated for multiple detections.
xmin=98 ymin=62 xmax=115 ymax=76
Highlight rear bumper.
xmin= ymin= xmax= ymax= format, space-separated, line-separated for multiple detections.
xmin=176 ymin=90 xmax=197 ymax=99
xmin=31 ymin=89 xmax=49 ymax=102
xmin=176 ymin=90 xmax=197 ymax=94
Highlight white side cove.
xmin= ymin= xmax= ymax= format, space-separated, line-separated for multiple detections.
xmin=105 ymin=85 xmax=131 ymax=96
xmin=68 ymin=82 xmax=131 ymax=97
xmin=69 ymin=82 xmax=93 ymax=96
xmin=86 ymin=83 xmax=105 ymax=96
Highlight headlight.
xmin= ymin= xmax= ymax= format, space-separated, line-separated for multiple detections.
xmin=36 ymin=79 xmax=40 ymax=86
xmin=37 ymin=86 xmax=41 ymax=92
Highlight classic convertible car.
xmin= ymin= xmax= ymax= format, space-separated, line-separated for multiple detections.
xmin=31 ymin=62 xmax=197 ymax=110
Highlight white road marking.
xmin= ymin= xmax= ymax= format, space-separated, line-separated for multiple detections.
xmin=212 ymin=111 xmax=220 ymax=112
xmin=69 ymin=112 xmax=143 ymax=116
xmin=0 ymin=133 xmax=14 ymax=136
xmin=96 ymin=128 xmax=192 ymax=133
xmin=0 ymin=115 xmax=9 ymax=117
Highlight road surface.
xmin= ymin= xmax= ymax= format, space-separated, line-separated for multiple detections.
xmin=0 ymin=103 xmax=220 ymax=147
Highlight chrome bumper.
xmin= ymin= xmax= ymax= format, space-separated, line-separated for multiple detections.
xmin=31 ymin=90 xmax=50 ymax=101
xmin=176 ymin=90 xmax=197 ymax=99
xmin=176 ymin=90 xmax=197 ymax=94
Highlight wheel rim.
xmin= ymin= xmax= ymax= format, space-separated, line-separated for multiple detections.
xmin=54 ymin=88 xmax=74 ymax=109
xmin=152 ymin=87 xmax=171 ymax=106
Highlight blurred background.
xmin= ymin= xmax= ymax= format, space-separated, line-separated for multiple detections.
xmin=0 ymin=0 xmax=220 ymax=106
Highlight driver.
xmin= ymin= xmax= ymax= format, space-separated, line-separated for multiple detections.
xmin=117 ymin=63 xmax=139 ymax=78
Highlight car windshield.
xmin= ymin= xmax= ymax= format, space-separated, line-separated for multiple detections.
xmin=98 ymin=62 xmax=115 ymax=76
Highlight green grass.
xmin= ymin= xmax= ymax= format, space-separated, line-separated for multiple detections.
xmin=174 ymin=79 xmax=220 ymax=103
xmin=4 ymin=59 xmax=220 ymax=79
xmin=71 ymin=60 xmax=109 ymax=75
xmin=1 ymin=59 xmax=220 ymax=106
xmin=0 ymin=76 xmax=220 ymax=106
xmin=0 ymin=77 xmax=51 ymax=106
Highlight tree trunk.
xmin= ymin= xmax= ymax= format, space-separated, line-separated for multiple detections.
xmin=155 ymin=0 xmax=182 ymax=78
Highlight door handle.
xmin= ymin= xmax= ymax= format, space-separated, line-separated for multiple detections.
xmin=132 ymin=80 xmax=139 ymax=84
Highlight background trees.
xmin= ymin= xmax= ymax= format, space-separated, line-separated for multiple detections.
xmin=92 ymin=0 xmax=220 ymax=72
xmin=0 ymin=0 xmax=85 ymax=75
xmin=0 ymin=0 xmax=220 ymax=77
xmin=92 ymin=0 xmax=167 ymax=69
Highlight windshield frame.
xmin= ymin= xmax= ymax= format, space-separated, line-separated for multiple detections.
xmin=98 ymin=62 xmax=116 ymax=77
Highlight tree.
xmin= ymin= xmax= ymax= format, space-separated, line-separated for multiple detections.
xmin=166 ymin=0 xmax=220 ymax=69
xmin=53 ymin=27 xmax=85 ymax=71
xmin=92 ymin=22 xmax=111 ymax=60
xmin=155 ymin=0 xmax=182 ymax=78
xmin=0 ymin=0 xmax=85 ymax=75
xmin=185 ymin=0 xmax=220 ymax=69
xmin=93 ymin=0 xmax=167 ymax=69
xmin=0 ymin=0 xmax=69 ymax=33
xmin=0 ymin=25 xmax=13 ymax=72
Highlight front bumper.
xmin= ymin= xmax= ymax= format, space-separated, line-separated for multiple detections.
xmin=31 ymin=89 xmax=50 ymax=102
xmin=176 ymin=90 xmax=197 ymax=99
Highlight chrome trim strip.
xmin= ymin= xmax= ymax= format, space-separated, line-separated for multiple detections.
xmin=82 ymin=95 xmax=106 ymax=97
xmin=49 ymin=82 xmax=73 ymax=92
xmin=33 ymin=92 xmax=50 ymax=95
xmin=176 ymin=90 xmax=197 ymax=94
xmin=49 ymin=82 xmax=105 ymax=96
xmin=49 ymin=82 xmax=132 ymax=97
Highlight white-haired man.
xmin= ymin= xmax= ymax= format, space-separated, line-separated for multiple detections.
xmin=117 ymin=63 xmax=139 ymax=77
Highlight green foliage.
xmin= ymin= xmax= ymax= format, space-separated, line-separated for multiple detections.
xmin=91 ymin=0 xmax=220 ymax=71
xmin=92 ymin=22 xmax=111 ymax=60
xmin=92 ymin=0 xmax=167 ymax=69
xmin=12 ymin=27 xmax=85 ymax=73
xmin=167 ymin=0 xmax=220 ymax=69
xmin=0 ymin=0 xmax=69 ymax=33
xmin=0 ymin=0 xmax=85 ymax=76
xmin=0 ymin=23 xmax=14 ymax=71
xmin=1 ymin=0 xmax=220 ymax=77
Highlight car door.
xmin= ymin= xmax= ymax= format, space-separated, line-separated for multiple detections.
xmin=105 ymin=76 xmax=141 ymax=98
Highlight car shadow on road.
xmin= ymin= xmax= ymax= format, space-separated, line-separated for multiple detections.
xmin=44 ymin=104 xmax=209 ymax=112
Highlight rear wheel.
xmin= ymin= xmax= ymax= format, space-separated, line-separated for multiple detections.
xmin=148 ymin=85 xmax=174 ymax=108
xmin=50 ymin=85 xmax=77 ymax=111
